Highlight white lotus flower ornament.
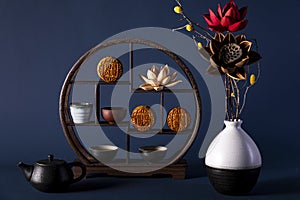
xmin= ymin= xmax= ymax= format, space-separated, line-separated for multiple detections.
xmin=139 ymin=65 xmax=182 ymax=91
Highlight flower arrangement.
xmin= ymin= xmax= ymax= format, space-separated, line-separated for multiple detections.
xmin=139 ymin=64 xmax=182 ymax=91
xmin=173 ymin=0 xmax=262 ymax=121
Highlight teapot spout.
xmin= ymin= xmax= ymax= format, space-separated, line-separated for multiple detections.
xmin=17 ymin=162 xmax=33 ymax=181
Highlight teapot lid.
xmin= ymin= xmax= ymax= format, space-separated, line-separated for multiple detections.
xmin=37 ymin=154 xmax=66 ymax=166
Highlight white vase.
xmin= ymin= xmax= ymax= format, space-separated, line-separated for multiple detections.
xmin=70 ymin=103 xmax=93 ymax=124
xmin=205 ymin=120 xmax=262 ymax=195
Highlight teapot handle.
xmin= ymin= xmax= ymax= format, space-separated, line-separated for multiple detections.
xmin=68 ymin=162 xmax=86 ymax=184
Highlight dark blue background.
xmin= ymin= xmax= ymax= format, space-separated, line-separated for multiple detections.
xmin=0 ymin=0 xmax=299 ymax=199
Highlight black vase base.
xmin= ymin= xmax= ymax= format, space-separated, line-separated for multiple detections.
xmin=206 ymin=165 xmax=261 ymax=196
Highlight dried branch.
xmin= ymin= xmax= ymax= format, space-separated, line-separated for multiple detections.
xmin=239 ymin=86 xmax=249 ymax=115
xmin=239 ymin=39 xmax=261 ymax=115
xmin=173 ymin=0 xmax=262 ymax=120
xmin=232 ymin=79 xmax=240 ymax=119
xmin=173 ymin=0 xmax=213 ymax=40
xmin=224 ymin=76 xmax=229 ymax=120
xmin=175 ymin=0 xmax=182 ymax=7
xmin=227 ymin=75 xmax=234 ymax=120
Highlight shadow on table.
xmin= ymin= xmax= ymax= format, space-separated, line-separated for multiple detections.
xmin=252 ymin=174 xmax=300 ymax=196
xmin=67 ymin=177 xmax=129 ymax=193
xmin=186 ymin=158 xmax=207 ymax=179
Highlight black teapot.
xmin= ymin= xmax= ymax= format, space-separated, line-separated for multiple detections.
xmin=18 ymin=154 xmax=86 ymax=192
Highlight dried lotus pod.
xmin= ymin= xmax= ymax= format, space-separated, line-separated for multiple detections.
xmin=167 ymin=107 xmax=190 ymax=132
xmin=131 ymin=106 xmax=155 ymax=132
xmin=97 ymin=56 xmax=123 ymax=83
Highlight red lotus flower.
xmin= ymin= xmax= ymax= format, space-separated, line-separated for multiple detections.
xmin=203 ymin=0 xmax=248 ymax=32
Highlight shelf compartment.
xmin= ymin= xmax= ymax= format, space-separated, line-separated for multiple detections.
xmin=87 ymin=159 xmax=181 ymax=167
xmin=127 ymin=128 xmax=192 ymax=135
xmin=99 ymin=121 xmax=129 ymax=127
xmin=67 ymin=121 xmax=129 ymax=127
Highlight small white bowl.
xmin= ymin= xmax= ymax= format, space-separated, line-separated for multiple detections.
xmin=70 ymin=102 xmax=93 ymax=124
xmin=139 ymin=146 xmax=167 ymax=163
xmin=89 ymin=145 xmax=118 ymax=162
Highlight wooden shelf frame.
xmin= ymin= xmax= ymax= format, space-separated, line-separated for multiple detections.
xmin=66 ymin=121 xmax=129 ymax=127
xmin=59 ymin=38 xmax=202 ymax=179
xmin=127 ymin=128 xmax=193 ymax=135
xmin=131 ymin=88 xmax=196 ymax=93
xmin=70 ymin=80 xmax=131 ymax=85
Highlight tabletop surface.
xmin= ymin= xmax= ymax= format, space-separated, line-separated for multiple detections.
xmin=2 ymin=162 xmax=299 ymax=200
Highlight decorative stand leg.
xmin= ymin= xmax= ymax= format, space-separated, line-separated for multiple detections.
xmin=73 ymin=159 xmax=187 ymax=180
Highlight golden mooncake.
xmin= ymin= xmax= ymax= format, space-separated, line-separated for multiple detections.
xmin=131 ymin=106 xmax=155 ymax=132
xmin=167 ymin=107 xmax=190 ymax=132
xmin=97 ymin=56 xmax=123 ymax=83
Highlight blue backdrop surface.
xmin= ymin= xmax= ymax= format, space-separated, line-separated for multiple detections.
xmin=0 ymin=0 xmax=299 ymax=199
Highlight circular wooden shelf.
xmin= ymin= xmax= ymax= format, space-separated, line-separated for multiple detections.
xmin=59 ymin=38 xmax=202 ymax=178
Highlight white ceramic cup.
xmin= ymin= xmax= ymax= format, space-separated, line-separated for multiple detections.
xmin=70 ymin=102 xmax=93 ymax=124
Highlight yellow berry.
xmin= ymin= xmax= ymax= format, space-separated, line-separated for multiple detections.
xmin=250 ymin=74 xmax=256 ymax=85
xmin=197 ymin=42 xmax=203 ymax=49
xmin=186 ymin=24 xmax=193 ymax=32
xmin=174 ymin=6 xmax=182 ymax=14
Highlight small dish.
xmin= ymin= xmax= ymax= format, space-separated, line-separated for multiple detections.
xmin=139 ymin=146 xmax=167 ymax=163
xmin=89 ymin=145 xmax=118 ymax=162
xmin=101 ymin=107 xmax=127 ymax=124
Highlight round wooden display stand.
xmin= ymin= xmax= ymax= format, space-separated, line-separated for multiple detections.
xmin=60 ymin=38 xmax=202 ymax=179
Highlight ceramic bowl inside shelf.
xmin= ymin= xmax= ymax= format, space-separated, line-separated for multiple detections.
xmin=101 ymin=107 xmax=127 ymax=124
xmin=89 ymin=145 xmax=118 ymax=162
xmin=139 ymin=146 xmax=167 ymax=163
xmin=70 ymin=102 xmax=93 ymax=124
